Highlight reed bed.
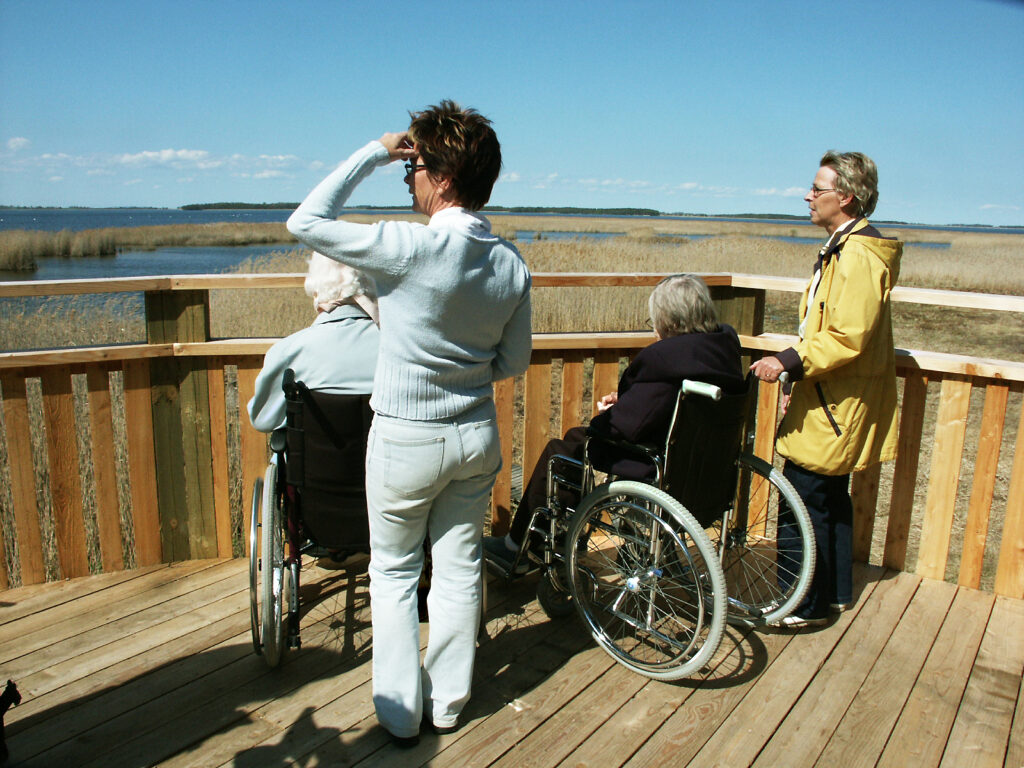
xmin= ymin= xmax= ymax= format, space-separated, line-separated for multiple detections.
xmin=0 ymin=222 xmax=294 ymax=270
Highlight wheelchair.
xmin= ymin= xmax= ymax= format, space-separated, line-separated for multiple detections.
xmin=249 ymin=369 xmax=374 ymax=667
xmin=485 ymin=377 xmax=814 ymax=681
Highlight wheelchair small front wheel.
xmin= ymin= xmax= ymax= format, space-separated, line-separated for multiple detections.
xmin=566 ymin=481 xmax=726 ymax=681
xmin=537 ymin=570 xmax=574 ymax=619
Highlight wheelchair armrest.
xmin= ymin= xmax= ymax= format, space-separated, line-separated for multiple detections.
xmin=584 ymin=429 xmax=662 ymax=470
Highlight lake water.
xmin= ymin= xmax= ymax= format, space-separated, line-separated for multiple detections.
xmin=0 ymin=207 xmax=1005 ymax=282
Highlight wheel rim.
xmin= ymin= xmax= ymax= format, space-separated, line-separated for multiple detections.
xmin=260 ymin=462 xmax=284 ymax=666
xmin=709 ymin=454 xmax=815 ymax=624
xmin=249 ymin=477 xmax=263 ymax=655
xmin=569 ymin=492 xmax=718 ymax=674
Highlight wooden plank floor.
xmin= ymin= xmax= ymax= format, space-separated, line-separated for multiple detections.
xmin=2 ymin=558 xmax=1022 ymax=767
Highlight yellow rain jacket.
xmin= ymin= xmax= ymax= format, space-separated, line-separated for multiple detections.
xmin=775 ymin=218 xmax=902 ymax=475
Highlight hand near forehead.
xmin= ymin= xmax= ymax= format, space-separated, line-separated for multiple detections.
xmin=378 ymin=132 xmax=417 ymax=161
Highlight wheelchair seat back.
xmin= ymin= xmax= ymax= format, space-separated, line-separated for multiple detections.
xmin=661 ymin=384 xmax=751 ymax=527
xmin=283 ymin=372 xmax=373 ymax=551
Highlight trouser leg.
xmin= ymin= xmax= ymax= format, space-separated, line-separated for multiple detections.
xmin=825 ymin=474 xmax=853 ymax=605
xmin=365 ymin=416 xmax=438 ymax=738
xmin=421 ymin=408 xmax=501 ymax=727
xmin=782 ymin=460 xmax=845 ymax=619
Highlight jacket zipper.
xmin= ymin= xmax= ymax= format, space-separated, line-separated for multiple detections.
xmin=815 ymin=383 xmax=843 ymax=437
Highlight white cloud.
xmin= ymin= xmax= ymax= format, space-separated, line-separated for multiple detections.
xmin=7 ymin=137 xmax=30 ymax=152
xmin=237 ymin=170 xmax=287 ymax=179
xmin=48 ymin=176 xmax=63 ymax=183
xmin=115 ymin=149 xmax=211 ymax=167
xmin=980 ymin=203 xmax=1020 ymax=211
xmin=753 ymin=186 xmax=806 ymax=197
xmin=500 ymin=172 xmax=520 ymax=182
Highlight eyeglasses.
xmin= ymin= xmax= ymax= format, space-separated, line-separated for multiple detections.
xmin=404 ymin=161 xmax=429 ymax=176
xmin=809 ymin=185 xmax=837 ymax=198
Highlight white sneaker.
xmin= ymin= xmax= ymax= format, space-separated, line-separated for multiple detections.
xmin=770 ymin=613 xmax=828 ymax=628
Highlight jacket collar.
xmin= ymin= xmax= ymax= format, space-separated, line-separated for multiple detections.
xmin=314 ymin=304 xmax=372 ymax=324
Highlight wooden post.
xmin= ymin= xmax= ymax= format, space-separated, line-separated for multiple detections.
xmin=708 ymin=283 xmax=766 ymax=365
xmin=144 ymin=289 xmax=217 ymax=561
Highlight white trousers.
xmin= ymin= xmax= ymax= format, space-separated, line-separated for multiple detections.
xmin=365 ymin=399 xmax=500 ymax=737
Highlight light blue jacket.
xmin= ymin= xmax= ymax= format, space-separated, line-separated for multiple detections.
xmin=247 ymin=304 xmax=379 ymax=432
xmin=287 ymin=141 xmax=532 ymax=421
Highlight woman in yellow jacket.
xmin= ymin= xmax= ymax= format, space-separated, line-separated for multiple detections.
xmin=751 ymin=151 xmax=902 ymax=627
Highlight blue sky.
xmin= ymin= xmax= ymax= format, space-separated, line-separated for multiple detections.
xmin=1 ymin=0 xmax=1021 ymax=226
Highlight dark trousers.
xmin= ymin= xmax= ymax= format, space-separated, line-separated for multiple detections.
xmin=509 ymin=427 xmax=587 ymax=545
xmin=779 ymin=459 xmax=853 ymax=619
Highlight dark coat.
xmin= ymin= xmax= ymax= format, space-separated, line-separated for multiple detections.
xmin=588 ymin=324 xmax=745 ymax=479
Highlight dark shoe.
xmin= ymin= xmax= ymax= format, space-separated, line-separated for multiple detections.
xmin=483 ymin=536 xmax=529 ymax=575
xmin=422 ymin=713 xmax=459 ymax=735
xmin=386 ymin=729 xmax=420 ymax=749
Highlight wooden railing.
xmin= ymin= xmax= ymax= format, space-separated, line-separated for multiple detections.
xmin=1 ymin=274 xmax=1022 ymax=599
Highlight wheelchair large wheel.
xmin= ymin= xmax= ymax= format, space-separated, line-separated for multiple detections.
xmin=708 ymin=453 xmax=815 ymax=626
xmin=566 ymin=481 xmax=726 ymax=681
xmin=257 ymin=462 xmax=289 ymax=666
xmin=249 ymin=475 xmax=263 ymax=654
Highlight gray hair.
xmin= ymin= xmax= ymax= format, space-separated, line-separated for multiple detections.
xmin=648 ymin=274 xmax=719 ymax=338
xmin=304 ymin=252 xmax=375 ymax=312
xmin=821 ymin=150 xmax=879 ymax=217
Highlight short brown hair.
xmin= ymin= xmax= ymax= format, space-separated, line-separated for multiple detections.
xmin=408 ymin=99 xmax=502 ymax=210
xmin=821 ymin=150 xmax=879 ymax=217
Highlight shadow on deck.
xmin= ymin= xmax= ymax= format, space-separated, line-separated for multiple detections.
xmin=2 ymin=558 xmax=1022 ymax=767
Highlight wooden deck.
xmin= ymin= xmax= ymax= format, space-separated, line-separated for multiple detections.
xmin=2 ymin=558 xmax=1022 ymax=768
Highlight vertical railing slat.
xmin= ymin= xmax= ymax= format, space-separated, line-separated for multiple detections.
xmin=523 ymin=352 xmax=553 ymax=487
xmin=1 ymin=371 xmax=43 ymax=586
xmin=994 ymin=385 xmax=1024 ymax=598
xmin=40 ymin=365 xmax=89 ymax=579
xmin=86 ymin=365 xmax=124 ymax=572
xmin=207 ymin=358 xmax=233 ymax=559
xmin=885 ymin=372 xmax=928 ymax=571
xmin=752 ymin=379 xmax=779 ymax=462
xmin=917 ymin=375 xmax=972 ymax=580
xmin=237 ymin=357 xmax=268 ymax=557
xmin=959 ymin=382 xmax=1009 ymax=588
xmin=560 ymin=351 xmax=584 ymax=432
xmin=123 ymin=360 xmax=162 ymax=566
xmin=852 ymin=463 xmax=881 ymax=563
xmin=491 ymin=376 xmax=516 ymax=535
xmin=591 ymin=350 xmax=620 ymax=416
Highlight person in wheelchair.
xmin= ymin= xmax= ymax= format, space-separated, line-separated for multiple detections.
xmin=247 ymin=252 xmax=379 ymax=433
xmin=484 ymin=273 xmax=745 ymax=574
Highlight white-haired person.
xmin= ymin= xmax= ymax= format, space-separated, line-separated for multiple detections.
xmin=247 ymin=252 xmax=379 ymax=433
xmin=286 ymin=100 xmax=531 ymax=746
xmin=484 ymin=274 xmax=745 ymax=572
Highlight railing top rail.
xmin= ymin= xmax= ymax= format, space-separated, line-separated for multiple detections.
xmin=3 ymin=271 xmax=1021 ymax=312
xmin=3 ymin=333 xmax=1023 ymax=382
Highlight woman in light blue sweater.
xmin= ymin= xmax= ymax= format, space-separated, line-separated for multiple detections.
xmin=287 ymin=100 xmax=531 ymax=745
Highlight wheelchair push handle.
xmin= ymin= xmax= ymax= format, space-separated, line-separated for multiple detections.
xmin=681 ymin=379 xmax=722 ymax=401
